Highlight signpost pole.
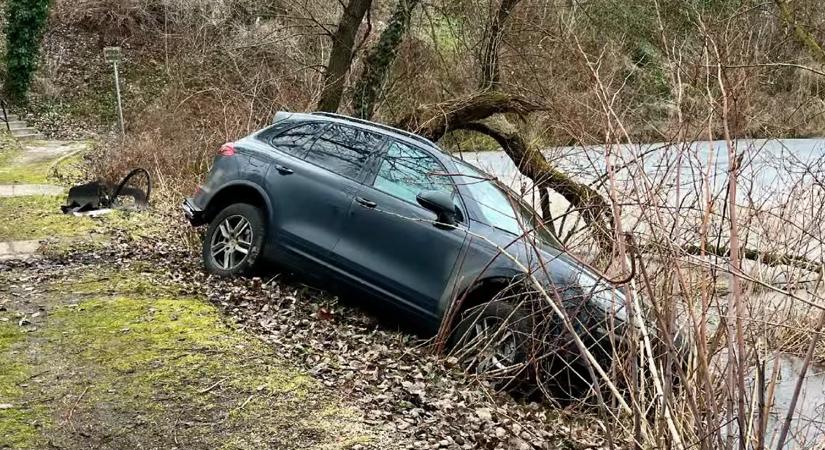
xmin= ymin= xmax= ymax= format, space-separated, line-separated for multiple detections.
xmin=104 ymin=47 xmax=125 ymax=139
xmin=113 ymin=60 xmax=125 ymax=137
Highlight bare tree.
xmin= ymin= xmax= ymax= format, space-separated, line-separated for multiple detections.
xmin=317 ymin=0 xmax=373 ymax=112
xmin=775 ymin=0 xmax=825 ymax=65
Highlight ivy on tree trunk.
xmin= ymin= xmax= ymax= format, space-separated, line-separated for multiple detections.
xmin=351 ymin=0 xmax=419 ymax=120
xmin=4 ymin=0 xmax=51 ymax=102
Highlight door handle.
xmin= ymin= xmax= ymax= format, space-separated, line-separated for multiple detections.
xmin=274 ymin=164 xmax=293 ymax=175
xmin=355 ymin=196 xmax=377 ymax=208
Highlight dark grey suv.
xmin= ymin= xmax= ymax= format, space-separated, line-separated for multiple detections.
xmin=184 ymin=112 xmax=629 ymax=389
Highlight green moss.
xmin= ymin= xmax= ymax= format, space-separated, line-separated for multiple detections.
xmin=0 ymin=195 xmax=95 ymax=240
xmin=3 ymin=250 xmax=373 ymax=447
xmin=0 ymin=147 xmax=85 ymax=184
xmin=0 ymin=322 xmax=43 ymax=449
xmin=49 ymin=296 xmax=313 ymax=396
xmin=33 ymin=294 xmax=356 ymax=448
xmin=48 ymin=267 xmax=181 ymax=297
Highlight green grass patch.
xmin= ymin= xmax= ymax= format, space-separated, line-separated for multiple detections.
xmin=47 ymin=266 xmax=182 ymax=298
xmin=0 ymin=322 xmax=46 ymax=449
xmin=0 ymin=134 xmax=23 ymax=168
xmin=0 ymin=195 xmax=95 ymax=241
xmin=37 ymin=294 xmax=359 ymax=448
xmin=0 ymin=194 xmax=166 ymax=243
xmin=0 ymin=149 xmax=85 ymax=185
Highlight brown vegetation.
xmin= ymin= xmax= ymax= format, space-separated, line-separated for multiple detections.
xmin=8 ymin=0 xmax=825 ymax=448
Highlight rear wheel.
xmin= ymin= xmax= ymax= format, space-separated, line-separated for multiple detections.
xmin=203 ymin=203 xmax=265 ymax=276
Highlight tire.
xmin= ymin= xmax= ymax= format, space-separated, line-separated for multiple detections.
xmin=202 ymin=203 xmax=266 ymax=277
xmin=449 ymin=299 xmax=535 ymax=391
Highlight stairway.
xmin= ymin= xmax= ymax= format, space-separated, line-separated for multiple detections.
xmin=2 ymin=113 xmax=44 ymax=141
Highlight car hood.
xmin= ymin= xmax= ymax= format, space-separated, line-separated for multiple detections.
xmin=480 ymin=226 xmax=629 ymax=322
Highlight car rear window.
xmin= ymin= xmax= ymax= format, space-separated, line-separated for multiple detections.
xmin=268 ymin=122 xmax=327 ymax=158
xmin=305 ymin=124 xmax=383 ymax=180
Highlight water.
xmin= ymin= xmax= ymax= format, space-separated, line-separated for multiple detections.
xmin=756 ymin=354 xmax=825 ymax=449
xmin=456 ymin=138 xmax=825 ymax=259
xmin=457 ymin=139 xmax=825 ymax=448
xmin=457 ymin=138 xmax=825 ymax=204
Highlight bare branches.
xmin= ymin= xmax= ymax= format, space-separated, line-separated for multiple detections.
xmin=775 ymin=0 xmax=825 ymax=66
xmin=479 ymin=0 xmax=522 ymax=90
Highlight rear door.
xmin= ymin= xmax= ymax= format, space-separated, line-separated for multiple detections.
xmin=263 ymin=122 xmax=384 ymax=266
xmin=331 ymin=140 xmax=468 ymax=318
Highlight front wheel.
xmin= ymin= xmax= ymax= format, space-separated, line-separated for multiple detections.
xmin=449 ymin=300 xmax=534 ymax=391
xmin=203 ymin=203 xmax=265 ymax=276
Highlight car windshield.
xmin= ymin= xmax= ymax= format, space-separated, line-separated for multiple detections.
xmin=453 ymin=160 xmax=560 ymax=247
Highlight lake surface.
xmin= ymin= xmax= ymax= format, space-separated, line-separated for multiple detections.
xmin=457 ymin=138 xmax=825 ymax=259
xmin=459 ymin=139 xmax=825 ymax=448
xmin=457 ymin=138 xmax=825 ymax=204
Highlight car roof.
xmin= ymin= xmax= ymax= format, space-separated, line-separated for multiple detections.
xmin=273 ymin=111 xmax=441 ymax=153
xmin=271 ymin=110 xmax=499 ymax=187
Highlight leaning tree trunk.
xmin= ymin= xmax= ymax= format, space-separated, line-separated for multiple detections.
xmin=775 ymin=0 xmax=825 ymax=66
xmin=476 ymin=0 xmax=615 ymax=254
xmin=351 ymin=0 xmax=420 ymax=120
xmin=317 ymin=0 xmax=373 ymax=113
xmin=395 ymin=95 xmax=615 ymax=252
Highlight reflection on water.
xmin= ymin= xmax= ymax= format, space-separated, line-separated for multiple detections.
xmin=752 ymin=354 xmax=825 ymax=449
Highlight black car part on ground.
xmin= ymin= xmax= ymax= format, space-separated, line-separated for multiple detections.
xmin=62 ymin=168 xmax=152 ymax=214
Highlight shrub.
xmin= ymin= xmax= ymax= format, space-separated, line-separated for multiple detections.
xmin=4 ymin=0 xmax=51 ymax=102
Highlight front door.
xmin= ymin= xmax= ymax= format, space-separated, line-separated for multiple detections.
xmin=331 ymin=140 xmax=468 ymax=319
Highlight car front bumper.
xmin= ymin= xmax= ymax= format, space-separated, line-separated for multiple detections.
xmin=183 ymin=198 xmax=206 ymax=226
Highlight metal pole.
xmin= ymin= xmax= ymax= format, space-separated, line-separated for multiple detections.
xmin=113 ymin=61 xmax=125 ymax=137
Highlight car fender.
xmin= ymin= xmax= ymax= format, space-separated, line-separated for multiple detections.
xmin=439 ymin=265 xmax=526 ymax=321
xmin=206 ymin=179 xmax=275 ymax=225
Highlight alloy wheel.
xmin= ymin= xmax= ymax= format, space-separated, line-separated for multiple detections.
xmin=464 ymin=316 xmax=519 ymax=375
xmin=210 ymin=215 xmax=254 ymax=270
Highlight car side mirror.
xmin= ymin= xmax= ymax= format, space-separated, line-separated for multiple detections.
xmin=416 ymin=190 xmax=461 ymax=228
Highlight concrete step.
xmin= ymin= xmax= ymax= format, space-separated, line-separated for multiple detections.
xmin=6 ymin=121 xmax=29 ymax=130
xmin=11 ymin=127 xmax=37 ymax=136
xmin=13 ymin=132 xmax=44 ymax=141
xmin=2 ymin=114 xmax=19 ymax=122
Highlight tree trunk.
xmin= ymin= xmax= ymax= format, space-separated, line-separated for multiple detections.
xmin=317 ymin=0 xmax=373 ymax=113
xmin=352 ymin=0 xmax=420 ymax=119
xmin=457 ymin=118 xmax=614 ymax=251
xmin=480 ymin=0 xmax=521 ymax=90
xmin=775 ymin=0 xmax=825 ymax=66
xmin=395 ymin=91 xmax=543 ymax=139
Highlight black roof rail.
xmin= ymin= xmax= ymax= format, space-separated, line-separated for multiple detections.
xmin=310 ymin=111 xmax=437 ymax=149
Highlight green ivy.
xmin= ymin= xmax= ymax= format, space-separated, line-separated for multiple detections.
xmin=4 ymin=0 xmax=51 ymax=102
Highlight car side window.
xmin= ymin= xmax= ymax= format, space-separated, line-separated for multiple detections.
xmin=268 ymin=123 xmax=326 ymax=158
xmin=373 ymin=141 xmax=456 ymax=205
xmin=305 ymin=124 xmax=382 ymax=180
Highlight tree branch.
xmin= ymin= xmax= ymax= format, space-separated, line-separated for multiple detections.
xmin=394 ymin=91 xmax=544 ymax=141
